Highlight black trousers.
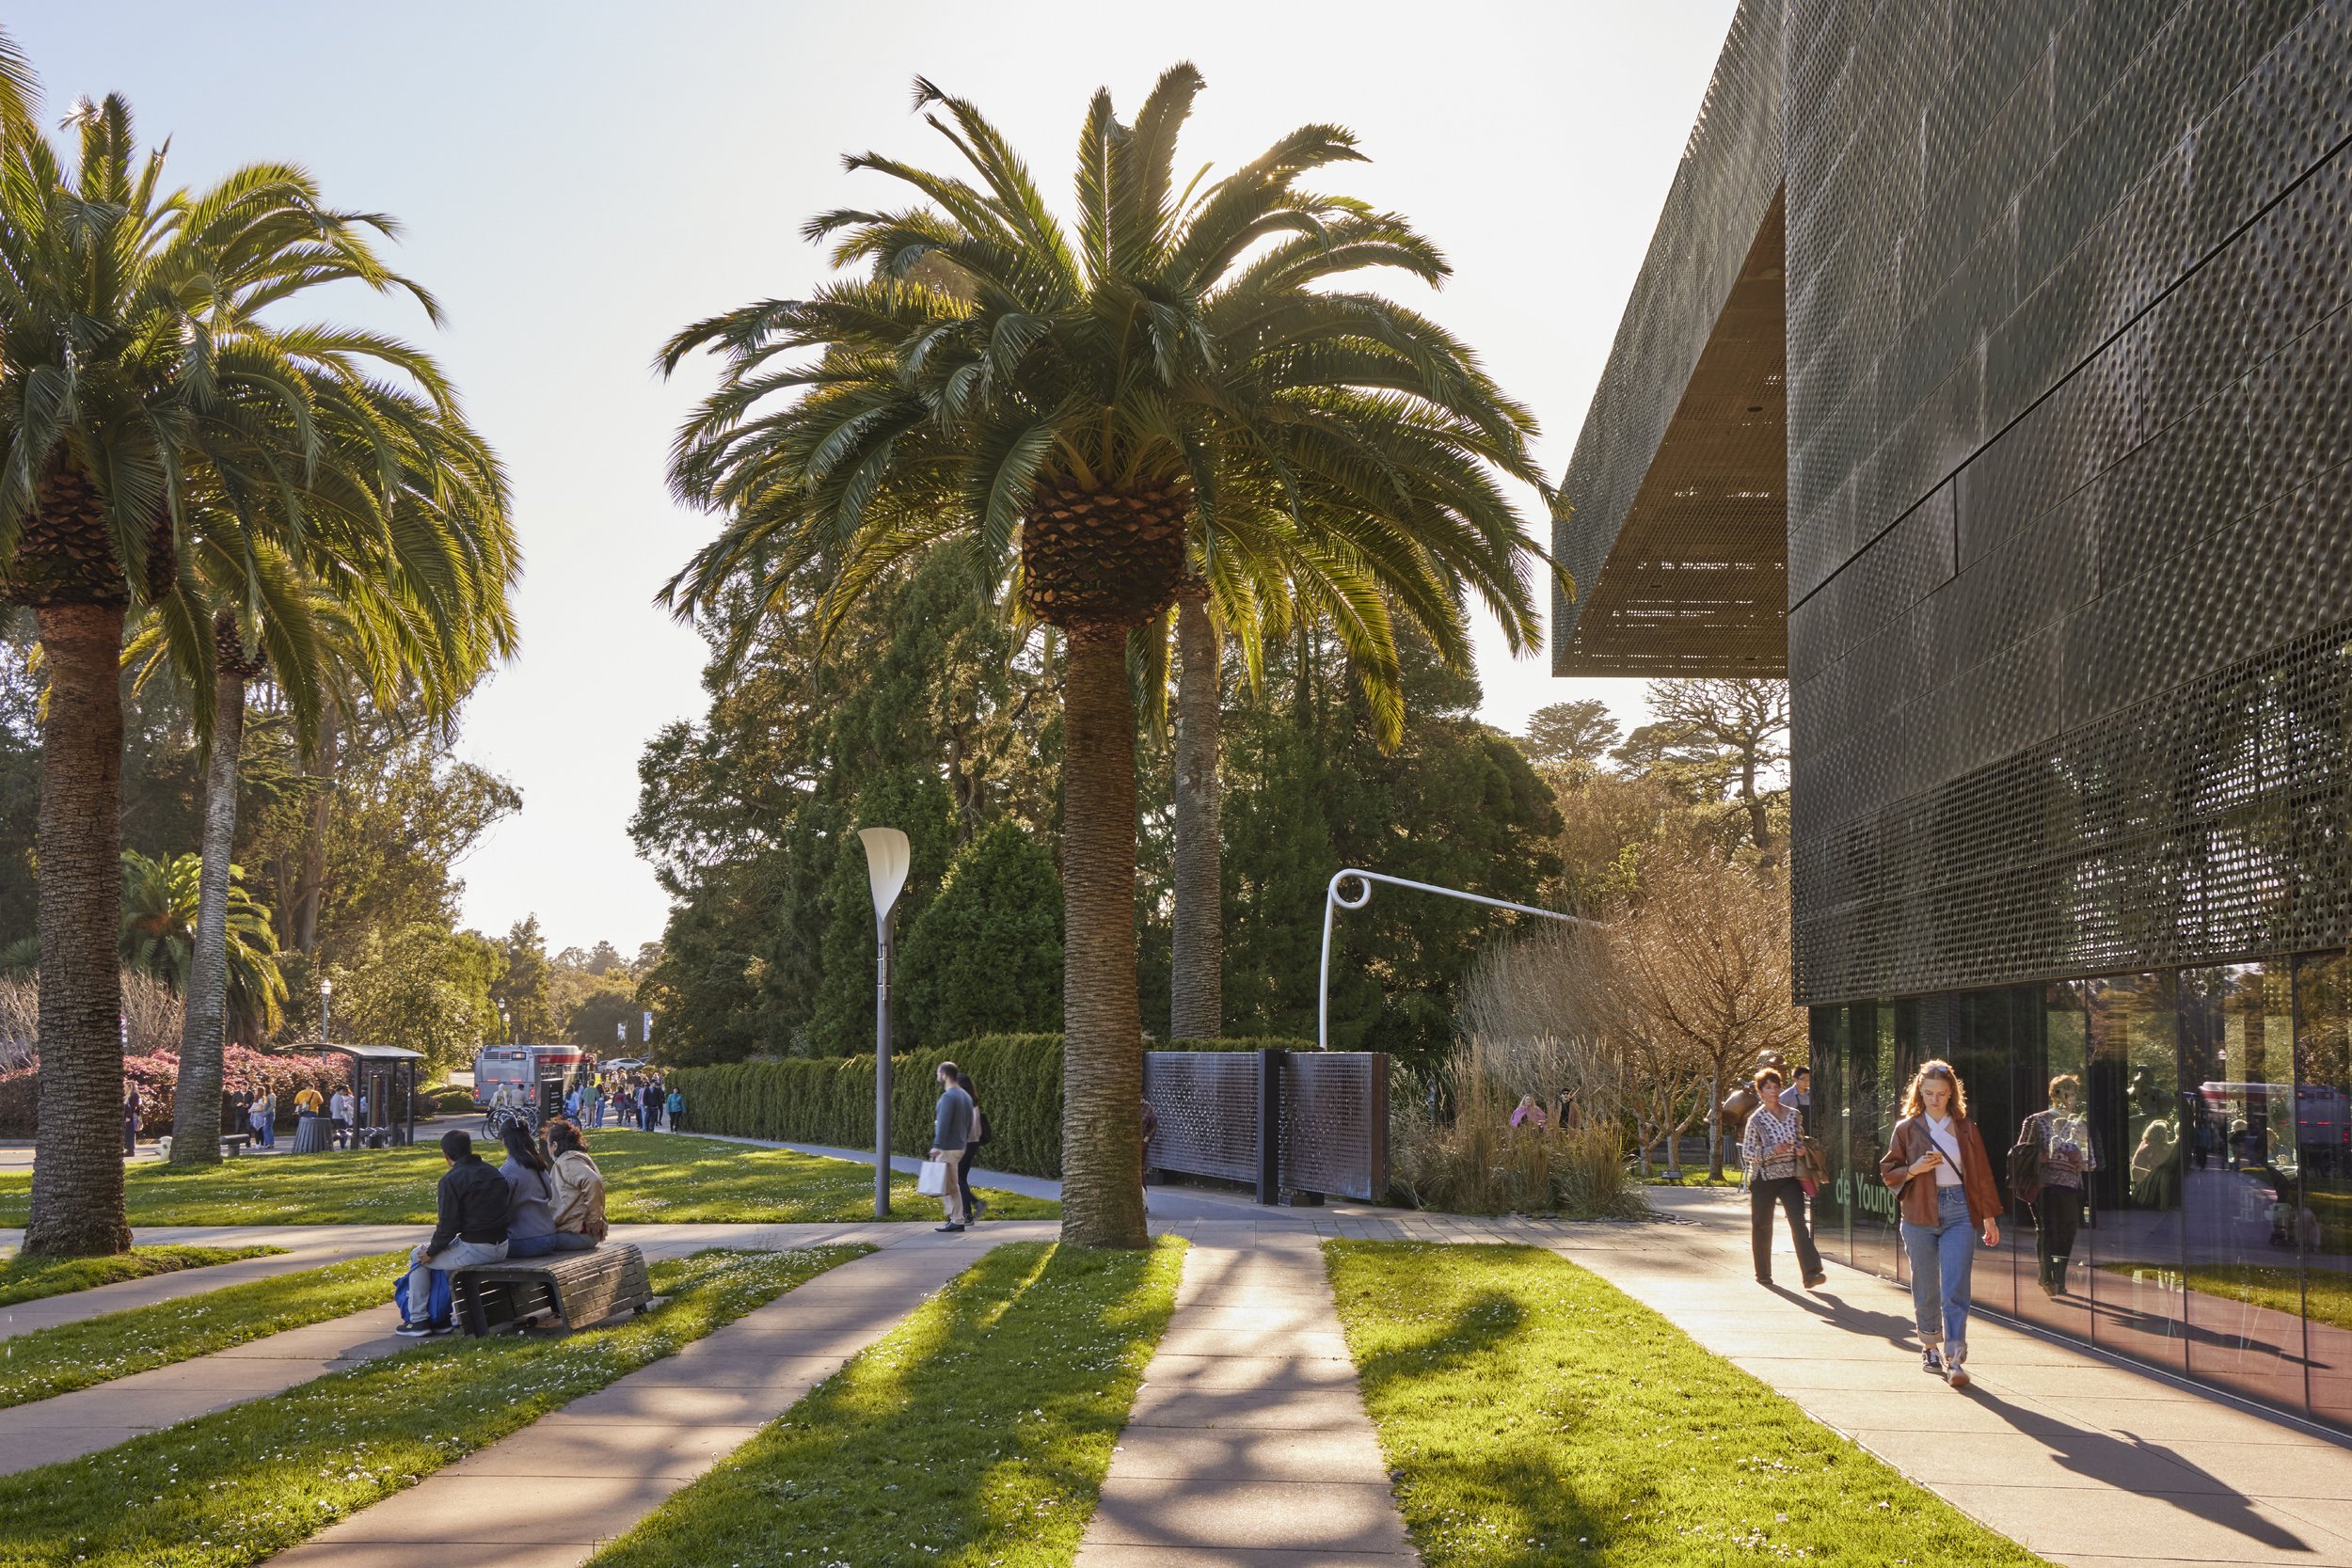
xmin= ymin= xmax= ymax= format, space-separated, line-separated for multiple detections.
xmin=957 ymin=1146 xmax=979 ymax=1217
xmin=2034 ymin=1189 xmax=2082 ymax=1288
xmin=1751 ymin=1177 xmax=1823 ymax=1283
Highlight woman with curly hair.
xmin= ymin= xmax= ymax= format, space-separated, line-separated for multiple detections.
xmin=1880 ymin=1059 xmax=2002 ymax=1387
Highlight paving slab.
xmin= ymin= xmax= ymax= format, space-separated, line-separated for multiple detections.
xmin=271 ymin=1238 xmax=981 ymax=1567
xmin=1077 ymin=1241 xmax=1415 ymax=1568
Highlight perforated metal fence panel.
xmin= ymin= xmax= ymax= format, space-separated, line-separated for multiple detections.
xmin=1139 ymin=1051 xmax=1260 ymax=1185
xmin=1279 ymin=1053 xmax=1391 ymax=1203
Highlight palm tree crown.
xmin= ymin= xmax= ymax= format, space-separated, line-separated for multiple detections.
xmin=660 ymin=66 xmax=1559 ymax=1247
xmin=660 ymin=63 xmax=1556 ymax=673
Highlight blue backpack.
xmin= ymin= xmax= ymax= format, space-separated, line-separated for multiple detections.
xmin=392 ymin=1266 xmax=454 ymax=1329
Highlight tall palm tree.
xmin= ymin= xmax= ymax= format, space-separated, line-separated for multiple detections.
xmin=138 ymin=406 xmax=515 ymax=1166
xmin=117 ymin=849 xmax=286 ymax=1039
xmin=0 ymin=90 xmax=482 ymax=1254
xmin=661 ymin=65 xmax=1554 ymax=1246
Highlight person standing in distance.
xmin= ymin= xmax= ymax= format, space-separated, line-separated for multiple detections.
xmin=1881 ymin=1059 xmax=2002 ymax=1387
xmin=929 ymin=1061 xmax=973 ymax=1233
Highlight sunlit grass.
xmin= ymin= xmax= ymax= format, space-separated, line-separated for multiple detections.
xmin=0 ymin=1131 xmax=1056 ymax=1226
xmin=587 ymin=1238 xmax=1184 ymax=1568
xmin=0 ymin=1246 xmax=862 ymax=1567
xmin=0 ymin=1250 xmax=405 ymax=1409
xmin=1327 ymin=1241 xmax=2051 ymax=1567
xmin=2096 ymin=1261 xmax=2352 ymax=1334
xmin=0 ymin=1244 xmax=279 ymax=1307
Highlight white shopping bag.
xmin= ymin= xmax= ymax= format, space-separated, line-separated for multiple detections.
xmin=916 ymin=1158 xmax=950 ymax=1196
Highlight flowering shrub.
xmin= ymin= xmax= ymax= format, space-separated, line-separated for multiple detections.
xmin=0 ymin=1044 xmax=346 ymax=1136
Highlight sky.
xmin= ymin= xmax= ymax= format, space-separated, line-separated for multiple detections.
xmin=19 ymin=2 xmax=1739 ymax=954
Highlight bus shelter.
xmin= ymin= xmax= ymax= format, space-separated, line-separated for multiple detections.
xmin=305 ymin=1043 xmax=424 ymax=1148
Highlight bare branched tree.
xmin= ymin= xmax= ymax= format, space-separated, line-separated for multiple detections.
xmin=1607 ymin=848 xmax=1804 ymax=1180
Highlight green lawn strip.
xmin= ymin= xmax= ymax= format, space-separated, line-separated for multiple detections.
xmin=586 ymin=1237 xmax=1185 ymax=1568
xmin=0 ymin=1245 xmax=864 ymax=1568
xmin=1327 ymin=1242 xmax=2052 ymax=1568
xmin=0 ymin=1249 xmax=408 ymax=1409
xmin=0 ymin=1130 xmax=1057 ymax=1226
xmin=0 ymin=1244 xmax=282 ymax=1307
xmin=2095 ymin=1261 xmax=2352 ymax=1334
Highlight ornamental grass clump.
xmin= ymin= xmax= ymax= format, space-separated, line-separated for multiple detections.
xmin=1390 ymin=1041 xmax=1644 ymax=1219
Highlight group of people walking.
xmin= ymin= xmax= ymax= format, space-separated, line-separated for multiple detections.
xmin=564 ymin=1072 xmax=680 ymax=1132
xmin=398 ymin=1117 xmax=610 ymax=1337
xmin=1742 ymin=1056 xmax=2088 ymax=1393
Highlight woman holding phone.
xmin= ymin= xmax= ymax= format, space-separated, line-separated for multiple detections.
xmin=1880 ymin=1059 xmax=2002 ymax=1387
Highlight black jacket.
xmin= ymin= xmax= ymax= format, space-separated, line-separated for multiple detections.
xmin=427 ymin=1154 xmax=510 ymax=1255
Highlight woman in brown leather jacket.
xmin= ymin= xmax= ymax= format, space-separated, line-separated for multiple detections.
xmin=1880 ymin=1060 xmax=2002 ymax=1388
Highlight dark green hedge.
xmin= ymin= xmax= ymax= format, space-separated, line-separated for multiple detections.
xmin=668 ymin=1035 xmax=1311 ymax=1179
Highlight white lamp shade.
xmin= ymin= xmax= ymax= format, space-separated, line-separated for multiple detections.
xmin=857 ymin=827 xmax=911 ymax=920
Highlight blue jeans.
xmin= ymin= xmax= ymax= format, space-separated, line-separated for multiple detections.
xmin=1901 ymin=1184 xmax=1977 ymax=1354
xmin=505 ymin=1230 xmax=597 ymax=1259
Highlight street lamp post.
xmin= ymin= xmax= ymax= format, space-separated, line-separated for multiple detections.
xmin=320 ymin=978 xmax=332 ymax=1045
xmin=857 ymin=828 xmax=911 ymax=1220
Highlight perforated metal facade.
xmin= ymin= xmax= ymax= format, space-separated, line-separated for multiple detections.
xmin=1785 ymin=0 xmax=2352 ymax=1002
xmin=1563 ymin=1 xmax=2352 ymax=1002
xmin=1550 ymin=0 xmax=1788 ymax=675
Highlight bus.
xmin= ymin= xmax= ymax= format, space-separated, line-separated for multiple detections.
xmin=471 ymin=1045 xmax=595 ymax=1118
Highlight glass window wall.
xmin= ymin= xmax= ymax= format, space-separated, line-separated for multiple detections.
xmin=2087 ymin=973 xmax=2187 ymax=1372
xmin=2298 ymin=952 xmax=2352 ymax=1427
xmin=2178 ymin=964 xmax=2307 ymax=1410
xmin=2014 ymin=982 xmax=2095 ymax=1344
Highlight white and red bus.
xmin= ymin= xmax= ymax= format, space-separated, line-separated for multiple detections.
xmin=471 ymin=1045 xmax=595 ymax=1113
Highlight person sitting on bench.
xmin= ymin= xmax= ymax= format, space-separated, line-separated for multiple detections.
xmin=547 ymin=1120 xmax=610 ymax=1243
xmin=399 ymin=1130 xmax=509 ymax=1337
xmin=498 ymin=1121 xmax=596 ymax=1259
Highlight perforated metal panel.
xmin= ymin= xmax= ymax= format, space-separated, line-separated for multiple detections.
xmin=1551 ymin=0 xmax=1788 ymax=675
xmin=1139 ymin=1051 xmax=1260 ymax=1184
xmin=1781 ymin=0 xmax=2352 ymax=1001
xmin=1279 ymin=1053 xmax=1390 ymax=1202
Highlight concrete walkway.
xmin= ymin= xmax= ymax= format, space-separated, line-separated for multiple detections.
xmin=1077 ymin=1234 xmax=1416 ymax=1568
xmin=0 ymin=1227 xmax=411 ymax=1341
xmin=272 ymin=1231 xmax=989 ymax=1568
xmin=1555 ymin=1189 xmax=2352 ymax=1568
xmin=0 ymin=1296 xmax=413 ymax=1475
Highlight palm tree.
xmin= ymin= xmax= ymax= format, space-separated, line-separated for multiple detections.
xmin=0 ymin=90 xmax=484 ymax=1254
xmin=118 ymin=849 xmax=287 ymax=1039
xmin=660 ymin=66 xmax=1554 ymax=1246
xmin=138 ymin=409 xmax=515 ymax=1167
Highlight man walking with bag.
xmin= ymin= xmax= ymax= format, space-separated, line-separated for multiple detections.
xmin=928 ymin=1060 xmax=973 ymax=1233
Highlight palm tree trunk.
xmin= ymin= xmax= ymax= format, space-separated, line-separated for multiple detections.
xmin=293 ymin=705 xmax=336 ymax=955
xmin=1058 ymin=620 xmax=1147 ymax=1248
xmin=1169 ymin=594 xmax=1221 ymax=1040
xmin=24 ymin=602 xmax=132 ymax=1256
xmin=169 ymin=661 xmax=245 ymax=1166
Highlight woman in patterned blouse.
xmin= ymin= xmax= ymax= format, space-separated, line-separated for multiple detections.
xmin=1741 ymin=1067 xmax=1825 ymax=1290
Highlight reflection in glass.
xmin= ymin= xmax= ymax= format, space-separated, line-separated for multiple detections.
xmin=2015 ymin=982 xmax=2095 ymax=1343
xmin=2088 ymin=973 xmax=2186 ymax=1370
xmin=1812 ymin=1005 xmax=1851 ymax=1267
xmin=2179 ymin=964 xmax=2307 ymax=1409
xmin=2299 ymin=953 xmax=2352 ymax=1428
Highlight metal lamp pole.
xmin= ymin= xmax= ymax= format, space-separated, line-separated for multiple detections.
xmin=320 ymin=978 xmax=332 ymax=1045
xmin=857 ymin=828 xmax=911 ymax=1220
xmin=1317 ymin=868 xmax=1599 ymax=1051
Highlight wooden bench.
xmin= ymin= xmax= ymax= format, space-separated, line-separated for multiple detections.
xmin=451 ymin=1245 xmax=651 ymax=1337
xmin=218 ymin=1133 xmax=253 ymax=1157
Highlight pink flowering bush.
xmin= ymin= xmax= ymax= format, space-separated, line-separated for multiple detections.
xmin=0 ymin=1045 xmax=346 ymax=1137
